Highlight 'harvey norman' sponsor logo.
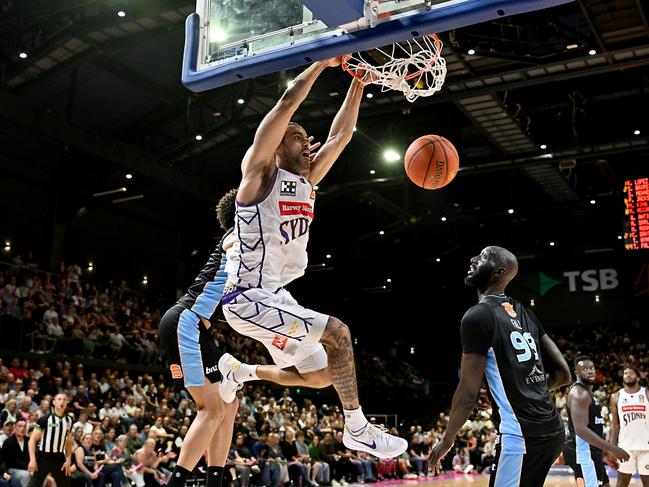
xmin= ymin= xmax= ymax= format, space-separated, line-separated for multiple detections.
xmin=279 ymin=201 xmax=313 ymax=218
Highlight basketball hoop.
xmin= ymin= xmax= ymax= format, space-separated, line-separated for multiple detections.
xmin=342 ymin=34 xmax=447 ymax=102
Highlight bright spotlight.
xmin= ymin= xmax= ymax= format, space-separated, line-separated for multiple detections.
xmin=117 ymin=10 xmax=126 ymax=17
xmin=210 ymin=25 xmax=228 ymax=43
xmin=467 ymin=49 xmax=476 ymax=55
xmin=588 ymin=49 xmax=597 ymax=55
xmin=508 ymin=208 xmax=514 ymax=214
xmin=237 ymin=98 xmax=245 ymax=105
xmin=19 ymin=52 xmax=27 ymax=59
xmin=383 ymin=149 xmax=400 ymax=162
xmin=125 ymin=173 xmax=133 ymax=180
xmin=195 ymin=134 xmax=203 ymax=141
xmin=540 ymin=144 xmax=547 ymax=150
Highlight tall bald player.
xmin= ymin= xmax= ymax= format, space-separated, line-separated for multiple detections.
xmin=216 ymin=57 xmax=407 ymax=459
xmin=427 ymin=246 xmax=571 ymax=487
xmin=610 ymin=366 xmax=649 ymax=487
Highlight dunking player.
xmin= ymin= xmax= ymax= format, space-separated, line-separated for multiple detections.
xmin=158 ymin=189 xmax=240 ymax=487
xmin=563 ymin=357 xmax=630 ymax=487
xmin=215 ymin=57 xmax=407 ymax=459
xmin=427 ymin=246 xmax=572 ymax=486
xmin=610 ymin=366 xmax=649 ymax=487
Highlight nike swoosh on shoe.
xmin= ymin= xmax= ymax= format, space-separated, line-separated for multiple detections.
xmin=346 ymin=437 xmax=376 ymax=449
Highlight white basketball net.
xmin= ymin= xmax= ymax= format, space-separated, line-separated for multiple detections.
xmin=342 ymin=34 xmax=447 ymax=102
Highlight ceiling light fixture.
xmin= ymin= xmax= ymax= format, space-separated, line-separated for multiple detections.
xmin=19 ymin=52 xmax=27 ymax=59
xmin=467 ymin=49 xmax=476 ymax=55
xmin=540 ymin=144 xmax=547 ymax=150
xmin=117 ymin=10 xmax=126 ymax=17
xmin=383 ymin=149 xmax=400 ymax=162
xmin=588 ymin=49 xmax=597 ymax=55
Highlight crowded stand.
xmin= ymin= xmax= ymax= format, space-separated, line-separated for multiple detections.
xmin=1 ymin=256 xmax=647 ymax=487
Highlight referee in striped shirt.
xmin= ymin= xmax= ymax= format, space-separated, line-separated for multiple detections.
xmin=27 ymin=393 xmax=74 ymax=487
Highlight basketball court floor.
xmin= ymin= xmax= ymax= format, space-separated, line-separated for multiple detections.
xmin=357 ymin=474 xmax=643 ymax=486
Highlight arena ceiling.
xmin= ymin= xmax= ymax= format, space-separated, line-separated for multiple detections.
xmin=1 ymin=0 xmax=648 ymax=301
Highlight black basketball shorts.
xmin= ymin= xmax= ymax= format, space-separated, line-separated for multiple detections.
xmin=158 ymin=303 xmax=223 ymax=387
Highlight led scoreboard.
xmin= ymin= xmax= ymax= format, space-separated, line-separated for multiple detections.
xmin=624 ymin=177 xmax=649 ymax=250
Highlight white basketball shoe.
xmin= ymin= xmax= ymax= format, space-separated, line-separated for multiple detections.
xmin=218 ymin=353 xmax=244 ymax=403
xmin=342 ymin=422 xmax=408 ymax=459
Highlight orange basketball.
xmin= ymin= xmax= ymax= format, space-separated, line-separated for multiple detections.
xmin=404 ymin=135 xmax=459 ymax=189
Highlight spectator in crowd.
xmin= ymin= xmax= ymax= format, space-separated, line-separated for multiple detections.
xmin=1 ymin=419 xmax=29 ymax=487
xmin=0 ymin=423 xmax=13 ymax=448
xmin=73 ymin=433 xmax=104 ymax=487
xmin=0 ymin=402 xmax=17 ymax=430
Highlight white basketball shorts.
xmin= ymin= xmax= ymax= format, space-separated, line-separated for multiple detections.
xmin=222 ymin=287 xmax=329 ymax=373
xmin=617 ymin=450 xmax=649 ymax=475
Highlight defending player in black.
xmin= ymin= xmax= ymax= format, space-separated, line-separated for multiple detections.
xmin=427 ymin=246 xmax=571 ymax=487
xmin=563 ymin=356 xmax=629 ymax=487
xmin=158 ymin=189 xmax=240 ymax=487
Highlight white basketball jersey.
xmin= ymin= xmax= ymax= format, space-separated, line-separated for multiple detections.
xmin=617 ymin=386 xmax=649 ymax=451
xmin=226 ymin=167 xmax=315 ymax=291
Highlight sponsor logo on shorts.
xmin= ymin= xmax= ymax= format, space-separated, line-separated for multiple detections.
xmin=501 ymin=302 xmax=517 ymax=318
xmin=272 ymin=335 xmax=288 ymax=351
xmin=279 ymin=201 xmax=313 ymax=218
xmin=280 ymin=180 xmax=297 ymax=196
xmin=205 ymin=364 xmax=219 ymax=375
xmin=170 ymin=364 xmax=183 ymax=379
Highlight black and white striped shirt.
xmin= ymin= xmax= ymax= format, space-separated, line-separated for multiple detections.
xmin=36 ymin=412 xmax=73 ymax=454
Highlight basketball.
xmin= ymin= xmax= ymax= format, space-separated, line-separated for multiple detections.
xmin=404 ymin=135 xmax=459 ymax=190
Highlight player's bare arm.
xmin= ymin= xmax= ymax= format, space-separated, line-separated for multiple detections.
xmin=609 ymin=391 xmax=620 ymax=446
xmin=539 ymin=334 xmax=571 ymax=389
xmin=568 ymin=387 xmax=629 ymax=461
xmin=238 ymin=58 xmax=342 ymax=204
xmin=427 ymin=353 xmax=486 ymax=470
xmin=308 ymin=77 xmax=365 ymax=185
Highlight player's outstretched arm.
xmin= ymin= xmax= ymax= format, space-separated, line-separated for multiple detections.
xmin=608 ymin=392 xmax=620 ymax=446
xmin=568 ymin=388 xmax=629 ymax=461
xmin=427 ymin=353 xmax=486 ymax=470
xmin=238 ymin=58 xmax=341 ymax=203
xmin=539 ymin=334 xmax=571 ymax=389
xmin=309 ymin=77 xmax=364 ymax=185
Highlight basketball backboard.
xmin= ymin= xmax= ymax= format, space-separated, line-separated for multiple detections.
xmin=182 ymin=0 xmax=573 ymax=93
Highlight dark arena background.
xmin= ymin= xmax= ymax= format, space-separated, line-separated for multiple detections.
xmin=0 ymin=0 xmax=648 ymax=486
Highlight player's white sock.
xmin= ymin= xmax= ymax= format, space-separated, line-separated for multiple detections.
xmin=343 ymin=406 xmax=368 ymax=433
xmin=235 ymin=363 xmax=259 ymax=383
